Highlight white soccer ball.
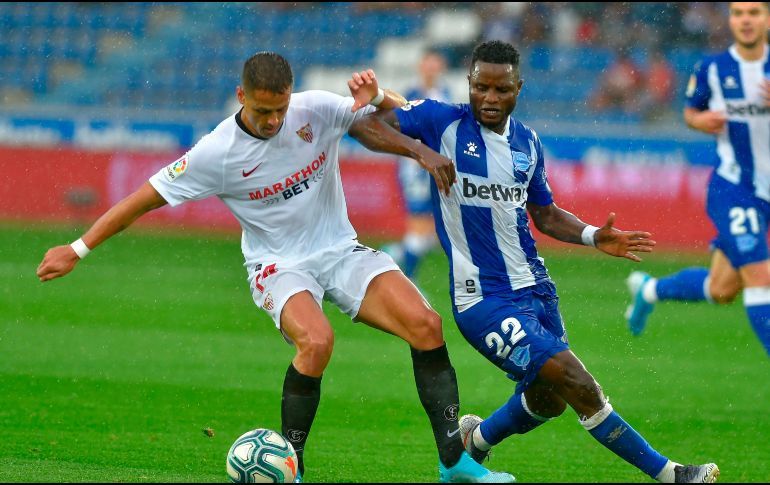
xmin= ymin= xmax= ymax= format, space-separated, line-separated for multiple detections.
xmin=226 ymin=428 xmax=298 ymax=483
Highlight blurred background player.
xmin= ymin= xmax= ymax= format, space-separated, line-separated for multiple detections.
xmin=36 ymin=53 xmax=514 ymax=484
xmin=625 ymin=2 xmax=770 ymax=358
xmin=350 ymin=40 xmax=719 ymax=484
xmin=384 ymin=50 xmax=451 ymax=282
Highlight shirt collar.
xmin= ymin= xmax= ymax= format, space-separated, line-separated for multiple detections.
xmin=477 ymin=115 xmax=512 ymax=139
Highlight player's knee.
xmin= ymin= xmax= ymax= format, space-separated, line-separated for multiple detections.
xmin=546 ymin=399 xmax=568 ymax=418
xmin=406 ymin=308 xmax=443 ymax=349
xmin=525 ymin=386 xmax=567 ymax=418
xmin=295 ymin=329 xmax=335 ymax=372
xmin=563 ymin=367 xmax=599 ymax=396
xmin=709 ymin=280 xmax=740 ymax=304
xmin=550 ymin=361 xmax=604 ymax=409
xmin=530 ymin=395 xmax=567 ymax=419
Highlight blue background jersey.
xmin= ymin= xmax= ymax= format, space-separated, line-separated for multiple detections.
xmin=398 ymin=85 xmax=452 ymax=215
xmin=686 ymin=45 xmax=770 ymax=201
xmin=395 ymin=99 xmax=554 ymax=311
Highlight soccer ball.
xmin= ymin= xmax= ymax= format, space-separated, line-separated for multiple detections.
xmin=226 ymin=428 xmax=298 ymax=483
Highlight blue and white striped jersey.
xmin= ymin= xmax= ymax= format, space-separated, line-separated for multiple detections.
xmin=395 ymin=99 xmax=553 ymax=311
xmin=687 ymin=45 xmax=770 ymax=201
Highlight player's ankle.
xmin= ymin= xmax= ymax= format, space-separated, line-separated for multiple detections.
xmin=472 ymin=426 xmax=492 ymax=452
xmin=655 ymin=460 xmax=679 ymax=483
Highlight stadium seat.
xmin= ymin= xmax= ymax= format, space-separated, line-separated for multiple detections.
xmin=0 ymin=1 xmax=711 ymax=129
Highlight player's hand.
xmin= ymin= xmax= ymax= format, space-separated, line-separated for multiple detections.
xmin=761 ymin=78 xmax=770 ymax=107
xmin=594 ymin=213 xmax=656 ymax=263
xmin=415 ymin=145 xmax=456 ymax=196
xmin=694 ymin=110 xmax=727 ymax=135
xmin=348 ymin=69 xmax=379 ymax=112
xmin=36 ymin=245 xmax=80 ymax=282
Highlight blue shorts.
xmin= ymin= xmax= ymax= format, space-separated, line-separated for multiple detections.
xmin=707 ymin=173 xmax=770 ymax=268
xmin=452 ymin=281 xmax=570 ymax=394
xmin=398 ymin=157 xmax=433 ymax=215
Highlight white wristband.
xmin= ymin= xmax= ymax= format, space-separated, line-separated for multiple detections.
xmin=70 ymin=238 xmax=91 ymax=259
xmin=370 ymin=88 xmax=385 ymax=106
xmin=581 ymin=225 xmax=598 ymax=247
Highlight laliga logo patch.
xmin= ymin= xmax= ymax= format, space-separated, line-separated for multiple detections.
xmin=287 ymin=429 xmax=307 ymax=442
xmin=443 ymin=404 xmax=459 ymax=421
xmin=400 ymin=99 xmax=425 ymax=112
xmin=296 ymin=123 xmax=313 ymax=143
xmin=686 ymin=74 xmax=697 ymax=98
xmin=262 ymin=293 xmax=274 ymax=311
xmin=163 ymin=155 xmax=188 ymax=182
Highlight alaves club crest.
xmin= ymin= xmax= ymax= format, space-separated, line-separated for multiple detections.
xmin=296 ymin=123 xmax=313 ymax=143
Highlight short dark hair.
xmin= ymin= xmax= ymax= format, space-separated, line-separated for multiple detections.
xmin=471 ymin=41 xmax=520 ymax=71
xmin=242 ymin=52 xmax=293 ymax=94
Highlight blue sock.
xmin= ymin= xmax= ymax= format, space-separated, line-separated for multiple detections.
xmin=582 ymin=404 xmax=668 ymax=479
xmin=655 ymin=267 xmax=709 ymax=302
xmin=479 ymin=393 xmax=547 ymax=446
xmin=402 ymin=248 xmax=420 ymax=279
xmin=744 ymin=287 xmax=770 ymax=356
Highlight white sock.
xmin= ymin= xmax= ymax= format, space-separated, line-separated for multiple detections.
xmin=642 ymin=278 xmax=659 ymax=304
xmin=655 ymin=460 xmax=679 ymax=483
xmin=472 ymin=426 xmax=492 ymax=452
xmin=403 ymin=233 xmax=435 ymax=256
xmin=703 ymin=276 xmax=714 ymax=304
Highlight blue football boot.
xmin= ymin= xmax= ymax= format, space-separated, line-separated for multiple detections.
xmin=625 ymin=271 xmax=655 ymax=336
xmin=439 ymin=451 xmax=515 ymax=483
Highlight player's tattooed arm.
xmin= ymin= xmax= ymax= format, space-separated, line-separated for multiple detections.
xmin=527 ymin=202 xmax=656 ymax=262
xmin=348 ymin=110 xmax=456 ymax=195
xmin=36 ymin=182 xmax=167 ymax=282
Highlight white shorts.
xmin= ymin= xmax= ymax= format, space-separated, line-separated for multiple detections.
xmin=249 ymin=241 xmax=401 ymax=331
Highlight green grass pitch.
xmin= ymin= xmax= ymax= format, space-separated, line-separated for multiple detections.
xmin=1 ymin=223 xmax=768 ymax=482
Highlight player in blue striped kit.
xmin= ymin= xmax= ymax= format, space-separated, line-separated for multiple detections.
xmin=625 ymin=2 xmax=770 ymax=359
xmin=349 ymin=40 xmax=719 ymax=483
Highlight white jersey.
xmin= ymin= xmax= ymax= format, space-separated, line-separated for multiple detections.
xmin=149 ymin=90 xmax=375 ymax=276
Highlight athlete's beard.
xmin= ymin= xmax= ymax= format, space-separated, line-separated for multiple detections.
xmin=737 ymin=37 xmax=766 ymax=50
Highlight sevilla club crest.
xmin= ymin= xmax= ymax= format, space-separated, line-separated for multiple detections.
xmin=296 ymin=123 xmax=313 ymax=143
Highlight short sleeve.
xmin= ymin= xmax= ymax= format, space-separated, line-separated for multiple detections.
xmin=685 ymin=58 xmax=711 ymax=111
xmin=526 ymin=135 xmax=554 ymax=206
xmin=148 ymin=133 xmax=224 ymax=207
xmin=394 ymin=99 xmax=459 ymax=152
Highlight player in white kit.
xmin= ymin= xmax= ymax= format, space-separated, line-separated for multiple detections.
xmin=35 ymin=52 xmax=514 ymax=483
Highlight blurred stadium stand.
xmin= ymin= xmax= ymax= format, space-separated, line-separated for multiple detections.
xmin=0 ymin=2 xmax=725 ymax=247
xmin=0 ymin=2 xmax=719 ymax=129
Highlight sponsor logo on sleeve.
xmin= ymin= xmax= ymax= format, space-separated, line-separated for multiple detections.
xmin=163 ymin=155 xmax=188 ymax=182
xmin=685 ymin=74 xmax=697 ymax=98
xmin=400 ymin=99 xmax=425 ymax=111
